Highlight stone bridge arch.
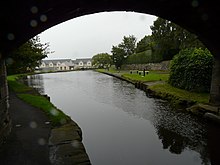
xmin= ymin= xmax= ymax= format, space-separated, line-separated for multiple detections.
xmin=0 ymin=0 xmax=220 ymax=144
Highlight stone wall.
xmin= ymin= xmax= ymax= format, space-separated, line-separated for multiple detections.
xmin=0 ymin=59 xmax=11 ymax=145
xmin=122 ymin=60 xmax=170 ymax=71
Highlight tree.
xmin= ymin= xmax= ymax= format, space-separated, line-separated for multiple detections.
xmin=135 ymin=35 xmax=152 ymax=53
xmin=111 ymin=35 xmax=137 ymax=69
xmin=6 ymin=35 xmax=50 ymax=74
xmin=111 ymin=46 xmax=125 ymax=69
xmin=150 ymin=17 xmax=205 ymax=61
xmin=92 ymin=53 xmax=112 ymax=69
xmin=119 ymin=35 xmax=137 ymax=57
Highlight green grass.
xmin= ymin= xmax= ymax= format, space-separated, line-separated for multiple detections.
xmin=7 ymin=74 xmax=32 ymax=93
xmin=7 ymin=74 xmax=71 ymax=127
xmin=122 ymin=72 xmax=169 ymax=82
xmin=96 ymin=68 xmax=118 ymax=74
xmin=18 ymin=94 xmax=71 ymax=127
xmin=149 ymin=83 xmax=210 ymax=104
xmin=97 ymin=68 xmax=209 ymax=105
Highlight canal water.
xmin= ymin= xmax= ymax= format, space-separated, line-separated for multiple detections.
xmin=26 ymin=70 xmax=216 ymax=165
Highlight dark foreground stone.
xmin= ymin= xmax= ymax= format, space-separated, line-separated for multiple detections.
xmin=49 ymin=122 xmax=91 ymax=165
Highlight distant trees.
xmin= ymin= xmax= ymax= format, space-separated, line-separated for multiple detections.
xmin=150 ymin=17 xmax=205 ymax=61
xmin=92 ymin=53 xmax=112 ymax=69
xmin=92 ymin=16 xmax=209 ymax=72
xmin=6 ymin=35 xmax=50 ymax=74
xmin=135 ymin=35 xmax=152 ymax=53
xmin=109 ymin=17 xmax=206 ymax=69
xmin=111 ymin=35 xmax=137 ymax=69
xmin=111 ymin=46 xmax=126 ymax=69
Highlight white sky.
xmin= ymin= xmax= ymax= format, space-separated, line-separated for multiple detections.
xmin=39 ymin=11 xmax=157 ymax=60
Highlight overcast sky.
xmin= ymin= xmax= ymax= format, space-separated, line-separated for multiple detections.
xmin=39 ymin=11 xmax=157 ymax=60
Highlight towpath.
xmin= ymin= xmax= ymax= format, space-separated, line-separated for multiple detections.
xmin=0 ymin=91 xmax=51 ymax=165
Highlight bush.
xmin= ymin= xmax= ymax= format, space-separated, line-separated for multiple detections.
xmin=168 ymin=48 xmax=213 ymax=92
xmin=124 ymin=50 xmax=152 ymax=64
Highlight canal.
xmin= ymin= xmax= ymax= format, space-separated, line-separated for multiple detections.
xmin=26 ymin=70 xmax=217 ymax=165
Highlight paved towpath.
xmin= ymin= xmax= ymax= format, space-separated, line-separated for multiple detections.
xmin=0 ymin=91 xmax=51 ymax=165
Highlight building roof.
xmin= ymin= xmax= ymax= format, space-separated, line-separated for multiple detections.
xmin=74 ymin=58 xmax=92 ymax=64
xmin=41 ymin=58 xmax=92 ymax=65
xmin=42 ymin=59 xmax=72 ymax=64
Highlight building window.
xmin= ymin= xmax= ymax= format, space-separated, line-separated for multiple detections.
xmin=41 ymin=63 xmax=45 ymax=67
xmin=49 ymin=63 xmax=53 ymax=67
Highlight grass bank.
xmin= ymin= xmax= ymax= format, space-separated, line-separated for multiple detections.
xmin=96 ymin=69 xmax=210 ymax=106
xmin=7 ymin=74 xmax=71 ymax=127
xmin=148 ymin=83 xmax=209 ymax=105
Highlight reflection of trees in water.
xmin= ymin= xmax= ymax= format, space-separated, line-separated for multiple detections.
xmin=26 ymin=75 xmax=45 ymax=94
xmin=110 ymin=79 xmax=211 ymax=164
xmin=109 ymin=78 xmax=210 ymax=164
xmin=89 ymin=76 xmax=212 ymax=164
xmin=157 ymin=126 xmax=185 ymax=154
xmin=153 ymin=101 xmax=210 ymax=165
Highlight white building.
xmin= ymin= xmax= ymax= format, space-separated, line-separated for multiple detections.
xmin=39 ymin=58 xmax=92 ymax=71
xmin=40 ymin=59 xmax=74 ymax=71
xmin=73 ymin=58 xmax=92 ymax=69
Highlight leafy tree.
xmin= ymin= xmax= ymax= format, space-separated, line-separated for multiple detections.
xmin=169 ymin=48 xmax=213 ymax=92
xmin=119 ymin=35 xmax=137 ymax=57
xmin=124 ymin=50 xmax=152 ymax=64
xmin=111 ymin=46 xmax=125 ymax=69
xmin=92 ymin=53 xmax=112 ymax=68
xmin=111 ymin=35 xmax=137 ymax=69
xmin=135 ymin=35 xmax=152 ymax=53
xmin=6 ymin=35 xmax=50 ymax=74
xmin=150 ymin=17 xmax=205 ymax=61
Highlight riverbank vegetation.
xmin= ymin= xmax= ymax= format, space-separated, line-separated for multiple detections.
xmin=7 ymin=74 xmax=71 ymax=127
xmin=93 ymin=16 xmax=212 ymax=109
xmin=122 ymin=71 xmax=169 ymax=82
xmin=148 ymin=83 xmax=209 ymax=104
xmin=96 ymin=69 xmax=210 ymax=106
xmin=169 ymin=48 xmax=213 ymax=92
xmin=6 ymin=35 xmax=51 ymax=75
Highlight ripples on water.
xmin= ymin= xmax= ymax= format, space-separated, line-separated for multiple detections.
xmin=26 ymin=71 xmax=214 ymax=165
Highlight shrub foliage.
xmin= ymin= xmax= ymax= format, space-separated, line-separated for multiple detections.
xmin=168 ymin=48 xmax=213 ymax=92
xmin=124 ymin=50 xmax=152 ymax=64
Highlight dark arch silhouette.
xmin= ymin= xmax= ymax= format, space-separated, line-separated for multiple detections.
xmin=0 ymin=0 xmax=219 ymax=56
xmin=0 ymin=0 xmax=219 ymax=105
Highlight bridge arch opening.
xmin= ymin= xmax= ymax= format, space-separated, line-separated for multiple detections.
xmin=38 ymin=11 xmax=157 ymax=59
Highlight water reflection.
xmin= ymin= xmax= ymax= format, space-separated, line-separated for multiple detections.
xmin=153 ymin=102 xmax=211 ymax=164
xmin=26 ymin=71 xmax=216 ymax=165
xmin=25 ymin=74 xmax=45 ymax=94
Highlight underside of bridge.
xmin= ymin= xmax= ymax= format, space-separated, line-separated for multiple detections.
xmin=0 ymin=0 xmax=220 ymax=56
xmin=0 ymin=0 xmax=220 ymax=144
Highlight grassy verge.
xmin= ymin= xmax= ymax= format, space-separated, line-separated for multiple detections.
xmin=7 ymin=74 xmax=32 ymax=93
xmin=7 ymin=74 xmax=71 ymax=127
xmin=122 ymin=73 xmax=169 ymax=82
xmin=149 ymin=83 xmax=209 ymax=104
xmin=96 ymin=68 xmax=209 ymax=105
xmin=97 ymin=69 xmax=169 ymax=82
